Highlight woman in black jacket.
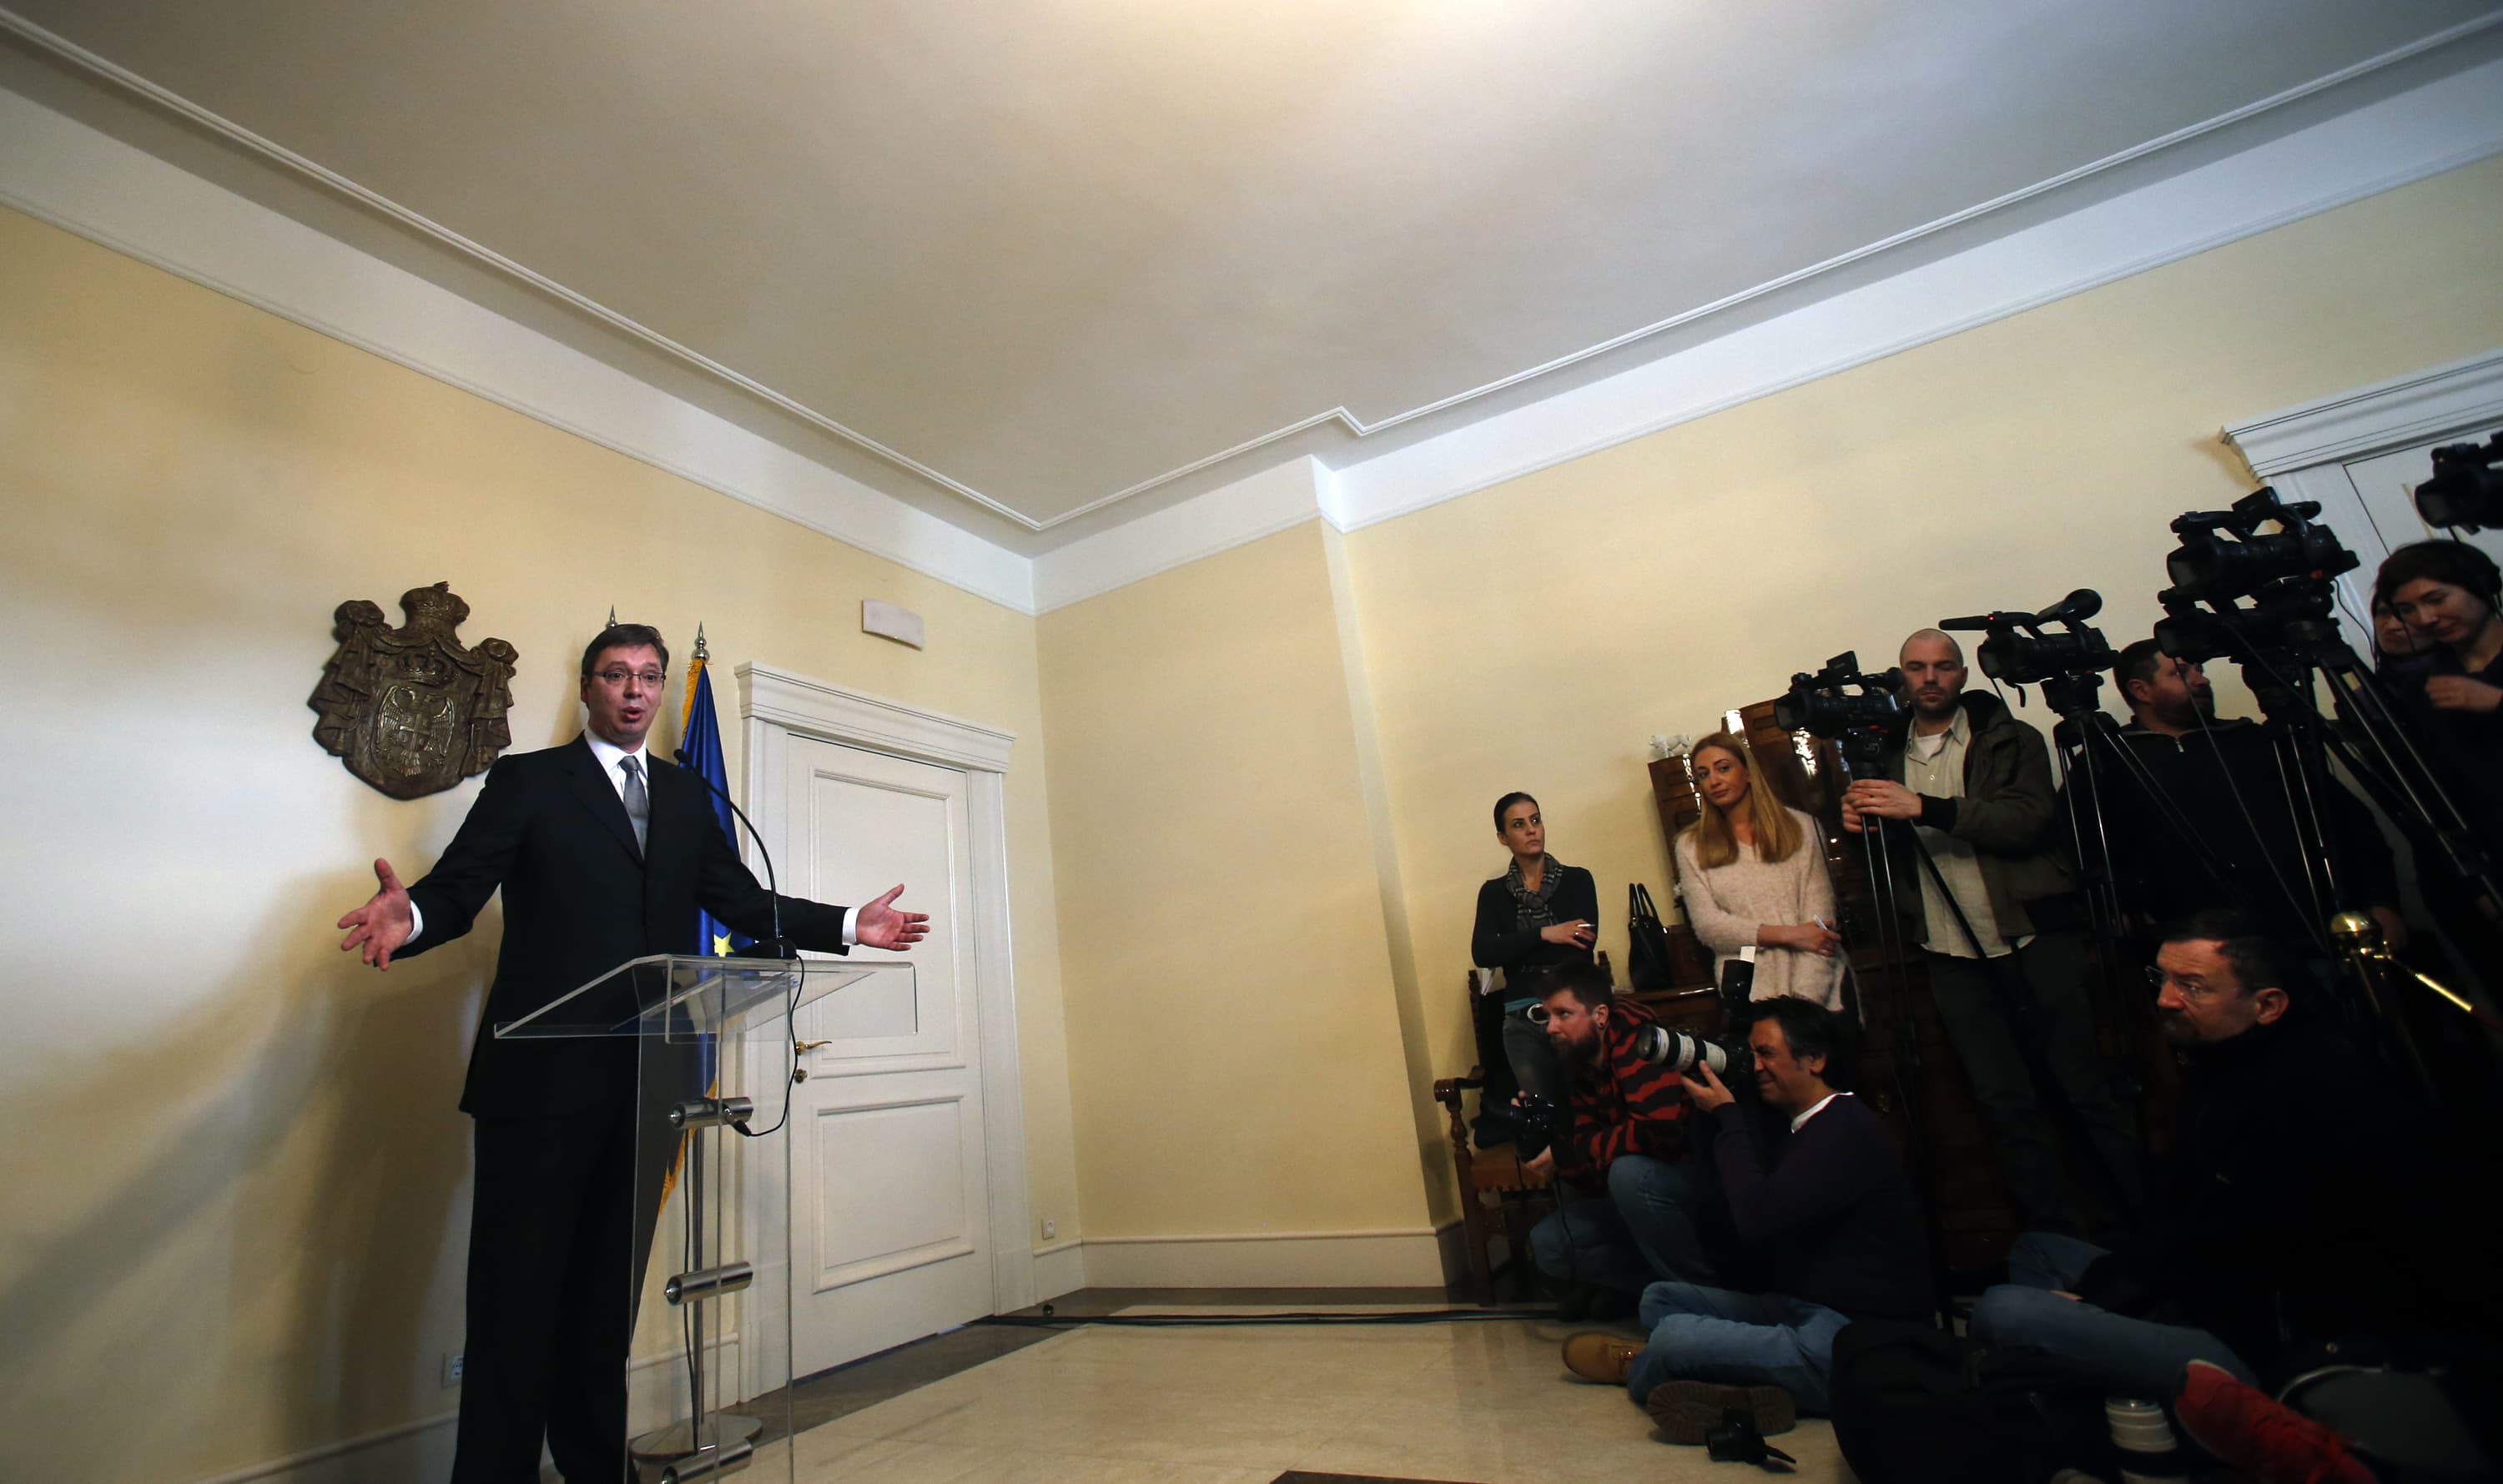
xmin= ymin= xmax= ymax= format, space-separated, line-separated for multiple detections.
xmin=1468 ymin=792 xmax=1596 ymax=1139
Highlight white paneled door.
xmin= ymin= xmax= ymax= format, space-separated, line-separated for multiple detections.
xmin=782 ymin=735 xmax=993 ymax=1379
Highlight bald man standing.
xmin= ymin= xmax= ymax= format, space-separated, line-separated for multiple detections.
xmin=1842 ymin=629 xmax=2141 ymax=1234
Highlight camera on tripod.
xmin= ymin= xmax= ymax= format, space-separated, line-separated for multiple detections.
xmin=1939 ymin=589 xmax=2114 ymax=687
xmin=1772 ymin=652 xmax=1904 ymax=756
xmin=2411 ymin=432 xmax=2503 ymax=532
xmin=2153 ymin=486 xmax=2359 ymax=667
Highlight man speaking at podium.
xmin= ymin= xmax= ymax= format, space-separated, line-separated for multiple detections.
xmin=335 ymin=621 xmax=929 ymax=1483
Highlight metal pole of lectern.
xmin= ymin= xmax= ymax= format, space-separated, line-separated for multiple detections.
xmin=631 ymin=1095 xmax=762 ymax=1483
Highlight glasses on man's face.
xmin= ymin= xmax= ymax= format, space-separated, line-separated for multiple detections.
xmin=2143 ymin=964 xmax=2224 ymax=1003
xmin=592 ymin=667 xmax=667 ymax=688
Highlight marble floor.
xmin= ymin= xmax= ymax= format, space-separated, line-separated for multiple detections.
xmin=753 ymin=1294 xmax=1852 ymax=1484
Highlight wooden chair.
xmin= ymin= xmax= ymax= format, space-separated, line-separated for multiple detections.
xmin=1432 ymin=1064 xmax=1553 ymax=1305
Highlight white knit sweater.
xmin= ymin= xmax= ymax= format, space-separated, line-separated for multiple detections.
xmin=1673 ymin=807 xmax=1846 ymax=1010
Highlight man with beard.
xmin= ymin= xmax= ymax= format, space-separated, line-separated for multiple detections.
xmin=1844 ymin=629 xmax=2141 ymax=1231
xmin=1523 ymin=962 xmax=1717 ymax=1313
xmin=1969 ymin=912 xmax=2426 ymax=1403
xmin=2082 ymin=639 xmax=2405 ymax=957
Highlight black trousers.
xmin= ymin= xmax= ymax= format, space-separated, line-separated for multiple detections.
xmin=451 ymin=1099 xmax=674 ymax=1483
xmin=1926 ymin=931 xmax=2144 ymax=1233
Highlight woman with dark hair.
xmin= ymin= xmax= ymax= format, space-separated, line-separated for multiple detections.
xmin=2375 ymin=541 xmax=2503 ymax=843
xmin=1469 ymin=792 xmax=1596 ymax=1130
xmin=1674 ymin=733 xmax=1845 ymax=1009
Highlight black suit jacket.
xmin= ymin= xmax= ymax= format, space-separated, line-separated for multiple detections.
xmin=398 ymin=736 xmax=850 ymax=1119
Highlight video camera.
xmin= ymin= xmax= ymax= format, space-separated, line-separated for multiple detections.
xmin=1939 ymin=589 xmax=2114 ymax=687
xmin=2154 ymin=486 xmax=2359 ymax=669
xmin=1772 ymin=652 xmax=1904 ymax=763
xmin=2162 ymin=486 xmax=2357 ymax=602
xmin=2412 ymin=433 xmax=2503 ymax=532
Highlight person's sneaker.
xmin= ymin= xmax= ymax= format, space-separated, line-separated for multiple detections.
xmin=1644 ymin=1381 xmax=1797 ymax=1446
xmin=2175 ymin=1359 xmax=2379 ymax=1484
xmin=1560 ymin=1331 xmax=1644 ymax=1386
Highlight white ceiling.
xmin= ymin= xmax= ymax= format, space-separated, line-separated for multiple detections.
xmin=4 ymin=1 xmax=2500 ymax=551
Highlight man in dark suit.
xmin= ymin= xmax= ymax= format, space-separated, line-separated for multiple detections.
xmin=336 ymin=622 xmax=927 ymax=1483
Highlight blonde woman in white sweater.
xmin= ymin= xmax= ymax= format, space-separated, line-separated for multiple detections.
xmin=1673 ymin=732 xmax=1846 ymax=1009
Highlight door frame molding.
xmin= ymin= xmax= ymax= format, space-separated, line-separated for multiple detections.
xmin=731 ymin=662 xmax=1030 ymax=1400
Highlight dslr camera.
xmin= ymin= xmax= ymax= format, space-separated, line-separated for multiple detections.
xmin=1511 ymin=1093 xmax=1573 ymax=1163
xmin=1633 ymin=1024 xmax=1754 ymax=1081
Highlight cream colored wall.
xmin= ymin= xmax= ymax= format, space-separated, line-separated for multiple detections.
xmin=0 ymin=206 xmax=1078 ymax=1484
xmin=1344 ymin=153 xmax=2503 ymax=1124
xmin=1037 ymin=521 xmax=1433 ymax=1240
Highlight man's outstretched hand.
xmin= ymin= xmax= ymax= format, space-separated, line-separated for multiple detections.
xmin=338 ymin=858 xmax=415 ymax=969
xmin=857 ymin=884 xmax=930 ymax=950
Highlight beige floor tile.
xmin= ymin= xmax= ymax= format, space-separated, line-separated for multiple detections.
xmin=792 ymin=1317 xmax=1858 ymax=1484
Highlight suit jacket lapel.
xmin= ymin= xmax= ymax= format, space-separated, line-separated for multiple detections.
xmin=561 ymin=734 xmax=646 ymax=864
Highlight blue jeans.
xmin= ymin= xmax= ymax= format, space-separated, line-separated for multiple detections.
xmin=1528 ymin=1155 xmax=1719 ymax=1294
xmin=1626 ymin=1281 xmax=1848 ymax=1413
xmin=1971 ymin=1231 xmax=2255 ymax=1396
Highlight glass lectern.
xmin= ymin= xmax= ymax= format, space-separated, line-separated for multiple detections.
xmin=498 ymin=953 xmax=910 ymax=1484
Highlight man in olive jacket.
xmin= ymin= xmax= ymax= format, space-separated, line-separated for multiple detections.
xmin=1843 ymin=629 xmax=2140 ymax=1232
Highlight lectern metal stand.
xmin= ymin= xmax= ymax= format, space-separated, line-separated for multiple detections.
xmin=496 ymin=953 xmax=912 ymax=1484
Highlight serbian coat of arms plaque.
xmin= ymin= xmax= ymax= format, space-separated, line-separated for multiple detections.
xmin=310 ymin=582 xmax=519 ymax=799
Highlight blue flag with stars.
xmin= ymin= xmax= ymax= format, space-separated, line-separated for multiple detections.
xmin=677 ymin=656 xmax=749 ymax=963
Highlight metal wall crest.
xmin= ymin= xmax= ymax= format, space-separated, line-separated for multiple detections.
xmin=310 ymin=582 xmax=519 ymax=799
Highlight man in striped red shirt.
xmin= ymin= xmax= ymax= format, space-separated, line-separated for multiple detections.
xmin=1523 ymin=962 xmax=1720 ymax=1311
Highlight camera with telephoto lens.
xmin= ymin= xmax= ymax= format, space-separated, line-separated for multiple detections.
xmin=2163 ymin=486 xmax=2357 ymax=602
xmin=1632 ymin=1024 xmax=1754 ymax=1080
xmin=1938 ymin=589 xmax=2115 ymax=685
xmin=1772 ymin=651 xmax=1904 ymax=738
xmin=2412 ymin=433 xmax=2503 ymax=532
xmin=1512 ymin=1093 xmax=1572 ymax=1162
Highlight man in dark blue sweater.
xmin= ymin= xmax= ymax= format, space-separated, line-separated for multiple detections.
xmin=1562 ymin=996 xmax=1931 ymax=1443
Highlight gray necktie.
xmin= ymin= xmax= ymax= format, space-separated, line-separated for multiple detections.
xmin=618 ymin=755 xmax=648 ymax=854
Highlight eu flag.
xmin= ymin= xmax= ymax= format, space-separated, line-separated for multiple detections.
xmin=677 ymin=656 xmax=749 ymax=961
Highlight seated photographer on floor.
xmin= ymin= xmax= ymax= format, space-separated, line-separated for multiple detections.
xmin=1470 ymin=790 xmax=1594 ymax=1141
xmin=1558 ymin=996 xmax=1930 ymax=1436
xmin=1971 ymin=910 xmax=2429 ymax=1399
xmin=2088 ymin=639 xmax=2405 ymax=954
xmin=1675 ymin=732 xmax=1846 ymax=1012
xmin=1523 ymin=962 xmax=1715 ymax=1317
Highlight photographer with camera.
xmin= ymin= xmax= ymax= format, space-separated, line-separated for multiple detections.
xmin=1841 ymin=629 xmax=2142 ymax=1231
xmin=2090 ymin=638 xmax=2405 ymax=954
xmin=1558 ymin=997 xmax=1929 ymax=1444
xmin=1521 ymin=962 xmax=1717 ymax=1315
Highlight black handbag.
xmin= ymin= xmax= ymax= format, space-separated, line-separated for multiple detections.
xmin=1627 ymin=883 xmax=1675 ymax=994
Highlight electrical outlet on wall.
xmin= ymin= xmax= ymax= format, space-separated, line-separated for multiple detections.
xmin=1040 ymin=1220 xmax=1056 ymax=1242
xmin=441 ymin=1350 xmax=465 ymax=1389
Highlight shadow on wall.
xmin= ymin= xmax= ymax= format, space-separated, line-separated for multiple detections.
xmin=0 ymin=878 xmax=486 ymax=1483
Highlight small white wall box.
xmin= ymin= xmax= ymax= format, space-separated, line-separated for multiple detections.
xmin=862 ymin=599 xmax=926 ymax=649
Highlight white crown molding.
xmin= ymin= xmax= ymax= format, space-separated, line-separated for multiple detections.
xmin=1031 ymin=457 xmax=1334 ymax=612
xmin=1324 ymin=55 xmax=2503 ymax=537
xmin=8 ymin=5 xmax=2499 ymax=536
xmin=2224 ymin=347 xmax=2503 ymax=475
xmin=0 ymin=85 xmax=1039 ymax=614
xmin=735 ymin=662 xmax=1016 ymax=772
